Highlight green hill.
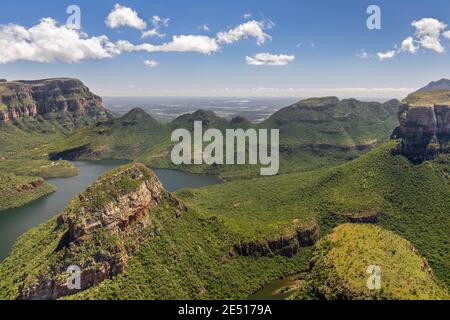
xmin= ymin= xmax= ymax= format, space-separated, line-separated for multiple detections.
xmin=0 ymin=171 xmax=55 ymax=211
xmin=402 ymin=79 xmax=450 ymax=106
xmin=292 ymin=224 xmax=448 ymax=300
xmin=0 ymin=142 xmax=448 ymax=299
xmin=33 ymin=97 xmax=400 ymax=180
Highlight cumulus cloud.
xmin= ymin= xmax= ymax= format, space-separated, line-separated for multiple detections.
xmin=151 ymin=15 xmax=170 ymax=28
xmin=105 ymin=4 xmax=147 ymax=30
xmin=243 ymin=13 xmax=252 ymax=19
xmin=0 ymin=18 xmax=118 ymax=64
xmin=356 ymin=51 xmax=369 ymax=59
xmin=117 ymin=35 xmax=220 ymax=54
xmin=217 ymin=20 xmax=271 ymax=45
xmin=144 ymin=59 xmax=158 ymax=67
xmin=141 ymin=28 xmax=165 ymax=38
xmin=400 ymin=36 xmax=418 ymax=53
xmin=245 ymin=53 xmax=295 ymax=66
xmin=198 ymin=24 xmax=210 ymax=32
xmin=377 ymin=50 xmax=396 ymax=61
xmin=444 ymin=30 xmax=450 ymax=39
xmin=411 ymin=18 xmax=447 ymax=53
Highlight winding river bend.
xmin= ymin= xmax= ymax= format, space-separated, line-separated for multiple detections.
xmin=0 ymin=161 xmax=220 ymax=262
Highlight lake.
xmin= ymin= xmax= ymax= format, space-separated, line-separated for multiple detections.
xmin=0 ymin=161 xmax=220 ymax=262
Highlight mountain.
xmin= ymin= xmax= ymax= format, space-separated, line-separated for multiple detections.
xmin=0 ymin=78 xmax=112 ymax=158
xmin=403 ymin=78 xmax=450 ymax=106
xmin=36 ymin=97 xmax=401 ymax=180
xmin=291 ymin=224 xmax=448 ymax=300
xmin=416 ymin=78 xmax=450 ymax=92
xmin=263 ymin=97 xmax=400 ymax=151
xmin=40 ymin=108 xmax=168 ymax=161
xmin=0 ymin=78 xmax=110 ymax=125
xmin=392 ymin=79 xmax=450 ymax=163
xmin=1 ymin=142 xmax=448 ymax=299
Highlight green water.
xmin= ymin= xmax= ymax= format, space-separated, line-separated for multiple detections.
xmin=0 ymin=161 xmax=220 ymax=262
xmin=248 ymin=275 xmax=300 ymax=300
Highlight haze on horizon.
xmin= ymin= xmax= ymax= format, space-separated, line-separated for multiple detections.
xmin=0 ymin=0 xmax=449 ymax=99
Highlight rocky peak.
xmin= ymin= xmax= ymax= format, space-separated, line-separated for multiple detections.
xmin=416 ymin=78 xmax=450 ymax=93
xmin=0 ymin=78 xmax=111 ymax=125
xmin=392 ymin=103 xmax=450 ymax=163
xmin=18 ymin=163 xmax=186 ymax=300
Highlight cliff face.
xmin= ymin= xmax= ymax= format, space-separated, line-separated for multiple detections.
xmin=0 ymin=78 xmax=110 ymax=124
xmin=392 ymin=104 xmax=450 ymax=162
xmin=234 ymin=221 xmax=319 ymax=258
xmin=17 ymin=163 xmax=186 ymax=300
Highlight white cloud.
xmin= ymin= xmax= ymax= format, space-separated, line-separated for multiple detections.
xmin=0 ymin=18 xmax=118 ymax=64
xmin=411 ymin=18 xmax=447 ymax=53
xmin=198 ymin=24 xmax=210 ymax=32
xmin=377 ymin=50 xmax=396 ymax=61
xmin=144 ymin=59 xmax=158 ymax=67
xmin=217 ymin=20 xmax=271 ymax=45
xmin=245 ymin=53 xmax=295 ymax=66
xmin=117 ymin=35 xmax=220 ymax=54
xmin=141 ymin=28 xmax=165 ymax=38
xmin=243 ymin=13 xmax=252 ymax=19
xmin=443 ymin=30 xmax=450 ymax=39
xmin=151 ymin=15 xmax=170 ymax=28
xmin=105 ymin=4 xmax=147 ymax=30
xmin=400 ymin=36 xmax=418 ymax=53
xmin=356 ymin=51 xmax=369 ymax=59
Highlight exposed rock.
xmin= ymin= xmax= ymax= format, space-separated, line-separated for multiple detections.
xmin=234 ymin=221 xmax=319 ymax=258
xmin=18 ymin=163 xmax=187 ymax=300
xmin=14 ymin=178 xmax=45 ymax=193
xmin=0 ymin=78 xmax=111 ymax=125
xmin=392 ymin=104 xmax=450 ymax=163
xmin=334 ymin=209 xmax=383 ymax=223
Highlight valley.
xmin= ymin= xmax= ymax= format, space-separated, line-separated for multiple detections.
xmin=0 ymin=77 xmax=448 ymax=300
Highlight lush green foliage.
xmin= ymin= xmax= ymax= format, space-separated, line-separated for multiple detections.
xmin=292 ymin=224 xmax=448 ymax=300
xmin=0 ymin=171 xmax=55 ymax=211
xmin=0 ymin=160 xmax=78 ymax=178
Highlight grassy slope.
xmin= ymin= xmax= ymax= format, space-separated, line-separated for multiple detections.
xmin=0 ymin=160 xmax=78 ymax=178
xmin=36 ymin=99 xmax=400 ymax=180
xmin=0 ymin=171 xmax=56 ymax=211
xmin=402 ymin=89 xmax=450 ymax=106
xmin=182 ymin=142 xmax=449 ymax=288
xmin=0 ymin=142 xmax=447 ymax=299
xmin=293 ymin=224 xmax=448 ymax=300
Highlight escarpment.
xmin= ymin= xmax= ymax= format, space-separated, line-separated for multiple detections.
xmin=234 ymin=221 xmax=319 ymax=258
xmin=17 ymin=163 xmax=186 ymax=300
xmin=0 ymin=78 xmax=111 ymax=125
xmin=392 ymin=103 xmax=450 ymax=162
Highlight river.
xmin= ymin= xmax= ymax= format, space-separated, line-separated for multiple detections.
xmin=0 ymin=160 xmax=220 ymax=262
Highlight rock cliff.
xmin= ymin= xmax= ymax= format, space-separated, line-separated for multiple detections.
xmin=17 ymin=163 xmax=186 ymax=300
xmin=392 ymin=104 xmax=450 ymax=162
xmin=234 ymin=220 xmax=319 ymax=258
xmin=0 ymin=78 xmax=110 ymax=125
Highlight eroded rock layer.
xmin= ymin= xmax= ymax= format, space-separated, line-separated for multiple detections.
xmin=18 ymin=163 xmax=186 ymax=300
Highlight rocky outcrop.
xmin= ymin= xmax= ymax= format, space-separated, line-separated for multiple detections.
xmin=392 ymin=104 xmax=450 ymax=163
xmin=334 ymin=209 xmax=383 ymax=223
xmin=14 ymin=178 xmax=45 ymax=193
xmin=234 ymin=221 xmax=319 ymax=258
xmin=0 ymin=78 xmax=110 ymax=125
xmin=18 ymin=164 xmax=187 ymax=300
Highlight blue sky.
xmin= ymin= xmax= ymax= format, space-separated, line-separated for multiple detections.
xmin=0 ymin=0 xmax=449 ymax=98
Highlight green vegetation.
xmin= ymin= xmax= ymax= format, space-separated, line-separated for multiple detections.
xmin=0 ymin=160 xmax=78 ymax=178
xmin=182 ymin=142 xmax=450 ymax=289
xmin=291 ymin=224 xmax=448 ymax=300
xmin=34 ymin=97 xmax=400 ymax=180
xmin=402 ymin=89 xmax=450 ymax=106
xmin=0 ymin=171 xmax=55 ymax=211
xmin=0 ymin=142 xmax=448 ymax=299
